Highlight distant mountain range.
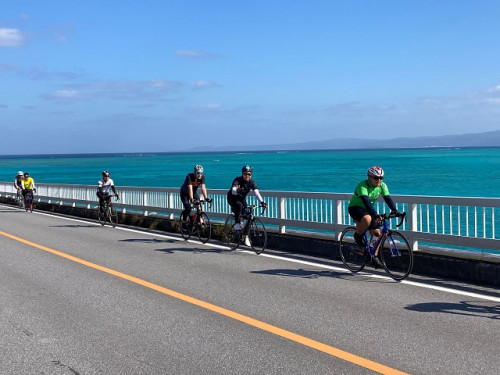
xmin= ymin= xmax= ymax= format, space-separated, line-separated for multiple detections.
xmin=199 ymin=129 xmax=500 ymax=151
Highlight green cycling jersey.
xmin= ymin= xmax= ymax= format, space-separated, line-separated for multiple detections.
xmin=348 ymin=179 xmax=390 ymax=208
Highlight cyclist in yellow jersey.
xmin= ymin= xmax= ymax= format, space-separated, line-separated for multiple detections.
xmin=21 ymin=172 xmax=36 ymax=201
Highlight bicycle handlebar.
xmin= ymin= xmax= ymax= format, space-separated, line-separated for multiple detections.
xmin=192 ymin=199 xmax=212 ymax=209
xmin=248 ymin=204 xmax=267 ymax=216
xmin=380 ymin=211 xmax=406 ymax=227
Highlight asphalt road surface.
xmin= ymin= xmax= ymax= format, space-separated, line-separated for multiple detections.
xmin=0 ymin=204 xmax=499 ymax=374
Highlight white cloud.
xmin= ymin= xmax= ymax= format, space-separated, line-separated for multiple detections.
xmin=45 ymin=90 xmax=81 ymax=99
xmin=0 ymin=63 xmax=18 ymax=72
xmin=41 ymin=79 xmax=184 ymax=102
xmin=190 ymin=80 xmax=219 ymax=89
xmin=188 ymin=104 xmax=223 ymax=113
xmin=176 ymin=50 xmax=219 ymax=59
xmin=0 ymin=28 xmax=24 ymax=47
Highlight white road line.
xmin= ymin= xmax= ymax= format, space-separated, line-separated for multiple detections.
xmin=5 ymin=205 xmax=500 ymax=303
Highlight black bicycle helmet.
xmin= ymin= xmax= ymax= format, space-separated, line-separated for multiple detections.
xmin=102 ymin=170 xmax=110 ymax=177
xmin=242 ymin=165 xmax=253 ymax=173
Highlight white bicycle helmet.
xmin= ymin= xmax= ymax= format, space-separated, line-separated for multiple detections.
xmin=194 ymin=164 xmax=204 ymax=173
xmin=17 ymin=171 xmax=24 ymax=176
xmin=367 ymin=166 xmax=384 ymax=178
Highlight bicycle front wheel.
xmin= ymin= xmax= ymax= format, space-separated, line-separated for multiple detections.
xmin=339 ymin=227 xmax=366 ymax=272
xmin=380 ymin=231 xmax=413 ymax=281
xmin=179 ymin=213 xmax=192 ymax=240
xmin=196 ymin=212 xmax=211 ymax=243
xmin=98 ymin=205 xmax=106 ymax=226
xmin=249 ymin=218 xmax=267 ymax=254
xmin=25 ymin=196 xmax=33 ymax=212
xmin=17 ymin=196 xmax=24 ymax=209
xmin=223 ymin=215 xmax=240 ymax=250
xmin=108 ymin=205 xmax=118 ymax=227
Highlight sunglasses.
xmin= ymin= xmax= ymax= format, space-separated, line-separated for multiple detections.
xmin=195 ymin=171 xmax=203 ymax=175
xmin=243 ymin=173 xmax=252 ymax=176
xmin=371 ymin=176 xmax=383 ymax=180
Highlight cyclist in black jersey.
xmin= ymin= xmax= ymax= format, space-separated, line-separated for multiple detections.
xmin=227 ymin=165 xmax=267 ymax=245
xmin=180 ymin=165 xmax=212 ymax=222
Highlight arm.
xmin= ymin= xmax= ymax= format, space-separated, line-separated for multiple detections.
xmin=253 ymin=189 xmax=264 ymax=203
xmin=383 ymin=195 xmax=398 ymax=212
xmin=360 ymin=195 xmax=378 ymax=216
xmin=231 ymin=179 xmax=240 ymax=196
xmin=201 ymin=184 xmax=208 ymax=200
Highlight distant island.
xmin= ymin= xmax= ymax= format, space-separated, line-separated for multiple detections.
xmin=195 ymin=129 xmax=500 ymax=152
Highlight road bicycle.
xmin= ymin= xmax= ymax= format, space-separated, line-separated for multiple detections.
xmin=98 ymin=194 xmax=118 ymax=227
xmin=23 ymin=189 xmax=34 ymax=212
xmin=17 ymin=191 xmax=25 ymax=209
xmin=339 ymin=212 xmax=413 ymax=281
xmin=224 ymin=204 xmax=267 ymax=254
xmin=179 ymin=199 xmax=212 ymax=243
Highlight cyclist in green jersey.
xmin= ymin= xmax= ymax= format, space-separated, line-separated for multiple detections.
xmin=348 ymin=166 xmax=401 ymax=266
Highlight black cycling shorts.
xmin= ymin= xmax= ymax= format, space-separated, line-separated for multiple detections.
xmin=348 ymin=206 xmax=379 ymax=229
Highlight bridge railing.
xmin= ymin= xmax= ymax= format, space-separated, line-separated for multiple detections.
xmin=1 ymin=182 xmax=499 ymax=261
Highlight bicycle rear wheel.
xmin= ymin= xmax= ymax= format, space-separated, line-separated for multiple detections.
xmin=196 ymin=212 xmax=211 ymax=243
xmin=380 ymin=231 xmax=413 ymax=281
xmin=339 ymin=227 xmax=366 ymax=272
xmin=249 ymin=218 xmax=267 ymax=254
xmin=223 ymin=215 xmax=240 ymax=250
xmin=108 ymin=205 xmax=118 ymax=227
xmin=179 ymin=213 xmax=192 ymax=240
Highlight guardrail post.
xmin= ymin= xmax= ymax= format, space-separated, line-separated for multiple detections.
xmin=409 ymin=203 xmax=419 ymax=250
xmin=334 ymin=200 xmax=343 ymax=241
xmin=121 ymin=190 xmax=126 ymax=214
xmin=143 ymin=190 xmax=148 ymax=216
xmin=86 ymin=188 xmax=91 ymax=209
xmin=168 ymin=192 xmax=175 ymax=219
xmin=279 ymin=197 xmax=286 ymax=234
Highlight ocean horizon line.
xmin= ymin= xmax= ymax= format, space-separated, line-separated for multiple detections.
xmin=1 ymin=145 xmax=500 ymax=159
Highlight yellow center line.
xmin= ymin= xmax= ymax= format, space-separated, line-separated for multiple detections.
xmin=0 ymin=230 xmax=408 ymax=375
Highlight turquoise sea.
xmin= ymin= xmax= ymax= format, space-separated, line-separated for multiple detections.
xmin=1 ymin=147 xmax=499 ymax=198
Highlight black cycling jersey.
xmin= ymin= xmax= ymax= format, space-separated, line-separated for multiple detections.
xmin=227 ymin=176 xmax=258 ymax=200
xmin=180 ymin=173 xmax=205 ymax=195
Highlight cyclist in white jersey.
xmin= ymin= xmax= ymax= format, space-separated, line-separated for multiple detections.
xmin=97 ymin=170 xmax=119 ymax=211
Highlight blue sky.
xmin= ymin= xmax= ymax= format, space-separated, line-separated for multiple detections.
xmin=1 ymin=1 xmax=500 ymax=154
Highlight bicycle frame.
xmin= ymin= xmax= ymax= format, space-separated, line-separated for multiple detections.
xmin=24 ymin=189 xmax=34 ymax=212
xmin=363 ymin=213 xmax=406 ymax=256
xmin=180 ymin=199 xmax=212 ymax=243
xmin=223 ymin=204 xmax=268 ymax=254
xmin=187 ymin=199 xmax=211 ymax=223
xmin=98 ymin=194 xmax=118 ymax=227
xmin=240 ymin=205 xmax=266 ymax=235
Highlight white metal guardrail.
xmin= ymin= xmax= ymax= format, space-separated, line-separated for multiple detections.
xmin=1 ymin=182 xmax=499 ymax=261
